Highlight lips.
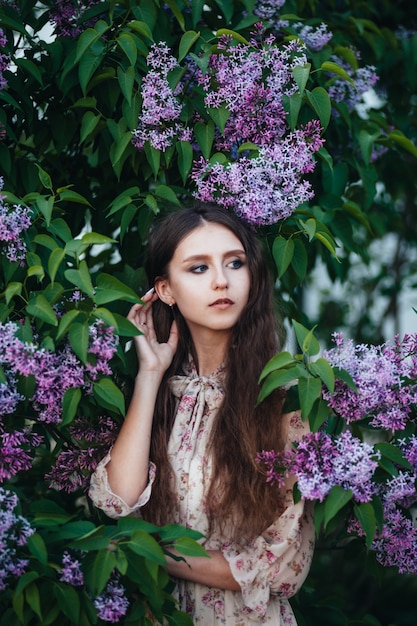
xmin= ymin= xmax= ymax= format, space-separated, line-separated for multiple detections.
xmin=209 ymin=298 xmax=234 ymax=306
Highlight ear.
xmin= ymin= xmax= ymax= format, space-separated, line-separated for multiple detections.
xmin=154 ymin=277 xmax=175 ymax=306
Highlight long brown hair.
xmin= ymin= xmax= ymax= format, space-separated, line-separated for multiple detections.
xmin=142 ymin=203 xmax=286 ymax=541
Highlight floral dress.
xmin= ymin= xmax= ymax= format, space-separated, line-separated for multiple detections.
xmin=89 ymin=362 xmax=315 ymax=625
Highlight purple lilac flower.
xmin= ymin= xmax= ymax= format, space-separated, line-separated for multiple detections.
xmin=258 ymin=430 xmax=379 ymax=503
xmin=197 ymin=36 xmax=307 ymax=151
xmin=0 ymin=178 xmax=32 ymax=263
xmin=0 ymin=371 xmax=23 ymax=416
xmin=292 ymin=22 xmax=333 ymax=52
xmin=323 ymin=333 xmax=417 ymax=429
xmin=0 ymin=487 xmax=34 ymax=591
xmin=132 ymin=42 xmax=192 ymax=152
xmin=93 ymin=575 xmax=129 ymax=622
xmin=0 ymin=27 xmax=10 ymax=91
xmin=254 ymin=0 xmax=286 ymax=21
xmin=0 ymin=426 xmax=43 ymax=481
xmin=49 ymin=0 xmax=102 ymax=38
xmin=328 ymin=52 xmax=379 ymax=111
xmin=60 ymin=551 xmax=84 ymax=587
xmin=47 ymin=415 xmax=119 ymax=493
xmin=0 ymin=320 xmax=119 ymax=424
xmin=192 ymin=120 xmax=324 ymax=226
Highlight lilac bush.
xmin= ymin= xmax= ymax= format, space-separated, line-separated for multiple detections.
xmin=259 ymin=330 xmax=417 ymax=575
xmin=133 ymin=34 xmax=325 ymax=226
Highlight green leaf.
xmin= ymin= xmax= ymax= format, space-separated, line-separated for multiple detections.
xmin=16 ymin=58 xmax=43 ymax=85
xmin=375 ymin=442 xmax=412 ymax=470
xmin=4 ymin=281 xmax=22 ymax=305
xmin=62 ymin=387 xmax=82 ymax=426
xmin=144 ymin=142 xmax=161 ymax=177
xmin=93 ymin=378 xmax=126 ymax=415
xmin=388 ymin=130 xmax=417 ymax=158
xmin=306 ymin=87 xmax=331 ymax=130
xmin=75 ymin=28 xmax=103 ymax=64
xmin=308 ymin=398 xmax=331 ymax=432
xmin=36 ymin=195 xmax=55 ymax=226
xmin=158 ymin=524 xmax=203 ymax=543
xmin=53 ymin=584 xmax=80 ymax=624
xmin=176 ymin=141 xmax=194 ymax=184
xmin=117 ymin=33 xmax=138 ymax=66
xmin=57 ymin=310 xmax=82 ymax=341
xmin=299 ymin=217 xmax=316 ymax=240
xmin=291 ymin=239 xmax=308 ymax=283
xmin=27 ymin=533 xmax=48 ymax=565
xmin=354 ymin=503 xmax=377 ymax=549
xmin=259 ymin=351 xmax=295 ymax=381
xmin=283 ymin=92 xmax=302 ymax=130
xmin=207 ymin=106 xmax=230 ymax=134
xmin=88 ymin=550 xmax=117 ymax=595
xmin=179 ymin=30 xmax=200 ymax=62
xmin=71 ymin=526 xmax=111 ymax=551
xmin=127 ymin=20 xmax=154 ymax=40
xmin=309 ymin=358 xmax=335 ymax=393
xmin=292 ymin=320 xmax=320 ymax=356
xmin=79 ymin=48 xmax=105 ymax=95
xmin=48 ymin=247 xmax=66 ymax=283
xmin=80 ymin=111 xmax=101 ymax=143
xmin=68 ymin=322 xmax=90 ymax=363
xmin=315 ymin=231 xmax=338 ymax=258
xmin=194 ymin=121 xmax=215 ymax=160
xmin=95 ymin=274 xmax=141 ymax=305
xmin=25 ymin=582 xmax=42 ymax=619
xmin=26 ymin=295 xmax=58 ymax=326
xmin=125 ymin=530 xmax=166 ymax=564
xmin=110 ymin=131 xmax=134 ymax=167
xmin=165 ymin=0 xmax=185 ymax=30
xmin=65 ymin=260 xmax=95 ymax=297
xmin=35 ymin=164 xmax=54 ymax=191
xmin=298 ymin=376 xmax=323 ymax=419
xmin=258 ymin=366 xmax=303 ymax=404
xmin=321 ymin=61 xmax=355 ymax=85
xmin=324 ymin=485 xmax=353 ymax=527
xmin=117 ymin=65 xmax=135 ymax=106
xmin=117 ymin=517 xmax=159 ymax=535
xmin=81 ymin=232 xmax=115 ymax=245
xmin=293 ymin=63 xmax=311 ymax=93
xmin=173 ymin=537 xmax=208 ymax=558
xmin=155 ymin=184 xmax=180 ymax=206
xmin=272 ymin=235 xmax=294 ymax=278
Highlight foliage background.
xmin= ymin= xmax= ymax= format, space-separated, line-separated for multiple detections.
xmin=1 ymin=0 xmax=417 ymax=624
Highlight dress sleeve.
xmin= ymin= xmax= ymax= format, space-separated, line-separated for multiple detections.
xmin=221 ymin=411 xmax=315 ymax=619
xmin=88 ymin=449 xmax=156 ymax=519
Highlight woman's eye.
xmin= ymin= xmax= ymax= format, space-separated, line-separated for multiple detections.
xmin=229 ymin=258 xmax=244 ymax=269
xmin=190 ymin=264 xmax=208 ymax=273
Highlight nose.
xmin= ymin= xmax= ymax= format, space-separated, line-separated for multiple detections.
xmin=212 ymin=264 xmax=228 ymax=289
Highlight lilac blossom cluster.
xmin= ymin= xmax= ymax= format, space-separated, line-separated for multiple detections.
xmin=0 ymin=27 xmax=10 ymax=91
xmin=197 ymin=35 xmax=307 ymax=151
xmin=192 ymin=36 xmax=324 ymax=225
xmin=328 ymin=52 xmax=379 ymax=111
xmin=323 ymin=332 xmax=417 ymax=430
xmin=0 ymin=487 xmax=34 ymax=590
xmin=192 ymin=119 xmax=324 ymax=226
xmin=132 ymin=42 xmax=192 ymax=152
xmin=292 ymin=22 xmax=333 ymax=52
xmin=0 ymin=320 xmax=118 ymax=424
xmin=47 ymin=415 xmax=119 ymax=493
xmin=0 ymin=426 xmax=43 ymax=482
xmin=254 ymin=0 xmax=286 ymax=20
xmin=258 ymin=430 xmax=380 ymax=502
xmin=60 ymin=551 xmax=84 ymax=587
xmin=49 ymin=0 xmax=101 ymax=37
xmin=93 ymin=574 xmax=130 ymax=622
xmin=0 ymin=177 xmax=32 ymax=263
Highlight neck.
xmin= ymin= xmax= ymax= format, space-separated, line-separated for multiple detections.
xmin=189 ymin=329 xmax=230 ymax=376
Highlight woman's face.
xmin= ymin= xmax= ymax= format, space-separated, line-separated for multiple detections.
xmin=156 ymin=221 xmax=251 ymax=339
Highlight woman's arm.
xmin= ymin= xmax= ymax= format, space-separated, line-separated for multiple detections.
xmin=104 ymin=291 xmax=178 ymax=506
xmin=165 ymin=550 xmax=241 ymax=591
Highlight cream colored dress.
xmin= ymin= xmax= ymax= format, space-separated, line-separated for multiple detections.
xmin=89 ymin=362 xmax=315 ymax=625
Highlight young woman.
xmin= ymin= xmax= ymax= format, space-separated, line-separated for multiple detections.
xmin=89 ymin=203 xmax=314 ymax=625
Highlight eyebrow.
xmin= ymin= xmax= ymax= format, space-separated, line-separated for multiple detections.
xmin=181 ymin=249 xmax=246 ymax=263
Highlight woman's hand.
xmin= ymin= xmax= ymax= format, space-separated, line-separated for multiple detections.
xmin=127 ymin=289 xmax=178 ymax=376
